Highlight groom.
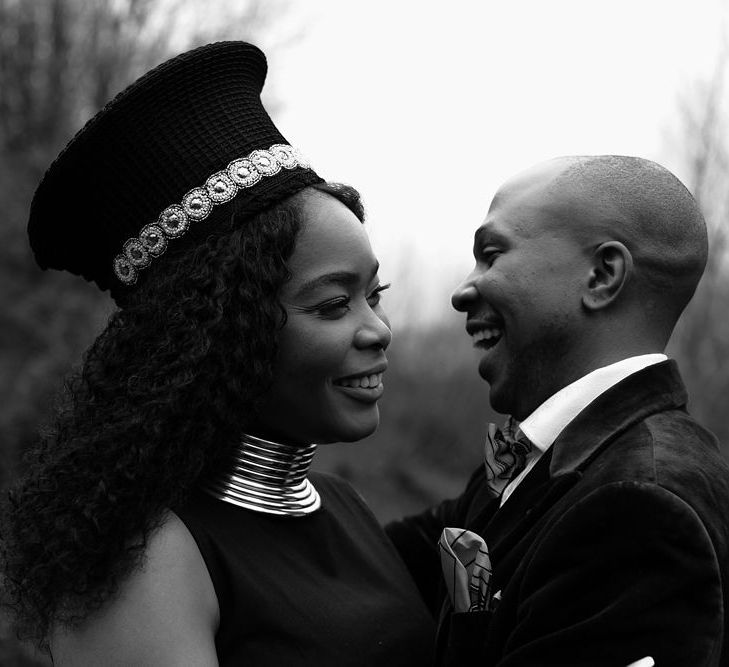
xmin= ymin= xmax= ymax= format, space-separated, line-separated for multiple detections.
xmin=387 ymin=156 xmax=729 ymax=666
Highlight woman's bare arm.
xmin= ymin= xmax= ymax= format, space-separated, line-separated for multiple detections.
xmin=51 ymin=511 xmax=219 ymax=666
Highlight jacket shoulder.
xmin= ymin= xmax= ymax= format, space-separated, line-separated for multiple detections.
xmin=580 ymin=408 xmax=729 ymax=550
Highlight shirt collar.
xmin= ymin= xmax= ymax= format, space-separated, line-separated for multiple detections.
xmin=518 ymin=353 xmax=668 ymax=452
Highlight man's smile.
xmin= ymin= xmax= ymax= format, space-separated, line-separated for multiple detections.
xmin=466 ymin=318 xmax=504 ymax=351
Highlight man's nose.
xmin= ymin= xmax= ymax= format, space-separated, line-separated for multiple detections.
xmin=451 ymin=276 xmax=479 ymax=312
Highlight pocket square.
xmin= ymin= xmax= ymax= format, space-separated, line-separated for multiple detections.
xmin=439 ymin=527 xmax=493 ymax=613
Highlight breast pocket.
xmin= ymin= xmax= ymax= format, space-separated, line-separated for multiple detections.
xmin=441 ymin=609 xmax=492 ymax=667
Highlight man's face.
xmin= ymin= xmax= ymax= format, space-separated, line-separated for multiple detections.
xmin=452 ymin=163 xmax=592 ymax=420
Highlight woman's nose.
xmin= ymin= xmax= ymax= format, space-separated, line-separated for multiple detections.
xmin=451 ymin=276 xmax=480 ymax=312
xmin=354 ymin=309 xmax=392 ymax=350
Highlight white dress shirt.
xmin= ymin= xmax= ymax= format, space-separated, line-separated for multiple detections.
xmin=500 ymin=353 xmax=668 ymax=506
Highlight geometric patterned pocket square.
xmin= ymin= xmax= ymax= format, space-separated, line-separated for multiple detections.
xmin=438 ymin=527 xmax=493 ymax=613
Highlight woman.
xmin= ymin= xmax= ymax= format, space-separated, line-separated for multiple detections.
xmin=1 ymin=42 xmax=435 ymax=665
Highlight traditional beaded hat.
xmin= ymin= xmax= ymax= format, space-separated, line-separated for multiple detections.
xmin=27 ymin=41 xmax=322 ymax=301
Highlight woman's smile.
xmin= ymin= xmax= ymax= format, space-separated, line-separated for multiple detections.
xmin=333 ymin=364 xmax=387 ymax=403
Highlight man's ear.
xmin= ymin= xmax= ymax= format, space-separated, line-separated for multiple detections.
xmin=582 ymin=241 xmax=633 ymax=311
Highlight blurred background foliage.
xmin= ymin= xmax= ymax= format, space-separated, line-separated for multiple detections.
xmin=0 ymin=0 xmax=728 ymax=663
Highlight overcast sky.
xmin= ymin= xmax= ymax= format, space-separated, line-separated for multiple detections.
xmin=262 ymin=0 xmax=726 ymax=323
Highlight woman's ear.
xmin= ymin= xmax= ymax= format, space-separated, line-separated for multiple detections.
xmin=582 ymin=241 xmax=633 ymax=311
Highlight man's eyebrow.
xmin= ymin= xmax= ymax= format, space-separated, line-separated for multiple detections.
xmin=295 ymin=262 xmax=380 ymax=297
xmin=473 ymin=226 xmax=506 ymax=247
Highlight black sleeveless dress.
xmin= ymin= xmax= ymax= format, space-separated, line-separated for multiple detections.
xmin=176 ymin=471 xmax=435 ymax=666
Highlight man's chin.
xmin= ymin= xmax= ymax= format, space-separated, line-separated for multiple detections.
xmin=485 ymin=375 xmax=517 ymax=417
xmin=488 ymin=392 xmax=512 ymax=417
xmin=478 ymin=356 xmax=493 ymax=382
xmin=479 ymin=354 xmax=505 ymax=388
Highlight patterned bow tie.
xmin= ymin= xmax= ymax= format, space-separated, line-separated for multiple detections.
xmin=484 ymin=417 xmax=533 ymax=496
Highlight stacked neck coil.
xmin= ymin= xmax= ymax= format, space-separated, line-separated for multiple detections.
xmin=202 ymin=433 xmax=320 ymax=517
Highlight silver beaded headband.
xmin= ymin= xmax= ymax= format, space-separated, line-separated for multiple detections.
xmin=113 ymin=143 xmax=311 ymax=285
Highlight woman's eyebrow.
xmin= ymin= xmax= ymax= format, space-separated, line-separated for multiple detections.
xmin=295 ymin=263 xmax=380 ymax=297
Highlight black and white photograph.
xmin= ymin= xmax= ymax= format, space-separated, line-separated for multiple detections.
xmin=1 ymin=1 xmax=728 ymax=665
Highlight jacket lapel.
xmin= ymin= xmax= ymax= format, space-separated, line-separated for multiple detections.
xmin=481 ymin=448 xmax=553 ymax=545
xmin=548 ymin=359 xmax=687 ymax=477
xmin=483 ymin=449 xmax=582 ymax=572
xmin=483 ymin=360 xmax=688 ymax=581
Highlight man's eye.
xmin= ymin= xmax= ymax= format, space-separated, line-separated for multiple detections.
xmin=480 ymin=247 xmax=500 ymax=266
xmin=367 ymin=283 xmax=391 ymax=306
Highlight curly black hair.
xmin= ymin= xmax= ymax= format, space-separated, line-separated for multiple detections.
xmin=0 ymin=182 xmax=364 ymax=648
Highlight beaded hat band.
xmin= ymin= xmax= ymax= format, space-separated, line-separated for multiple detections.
xmin=27 ymin=41 xmax=324 ymax=301
xmin=113 ymin=143 xmax=311 ymax=285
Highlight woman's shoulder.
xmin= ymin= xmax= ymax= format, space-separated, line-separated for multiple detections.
xmin=51 ymin=511 xmax=219 ymax=666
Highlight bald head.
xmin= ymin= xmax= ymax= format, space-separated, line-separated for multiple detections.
xmin=523 ymin=155 xmax=707 ymax=327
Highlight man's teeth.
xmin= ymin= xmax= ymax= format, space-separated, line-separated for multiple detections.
xmin=338 ymin=372 xmax=383 ymax=388
xmin=472 ymin=328 xmax=502 ymax=344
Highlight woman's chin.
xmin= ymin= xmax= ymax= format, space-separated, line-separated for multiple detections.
xmin=320 ymin=409 xmax=380 ymax=444
xmin=255 ymin=404 xmax=381 ymax=445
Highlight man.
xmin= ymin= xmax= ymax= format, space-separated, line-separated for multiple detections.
xmin=387 ymin=156 xmax=729 ymax=666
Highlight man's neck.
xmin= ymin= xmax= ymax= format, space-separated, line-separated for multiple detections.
xmin=519 ymin=353 xmax=668 ymax=451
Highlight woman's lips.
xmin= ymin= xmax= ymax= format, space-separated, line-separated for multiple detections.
xmin=334 ymin=382 xmax=385 ymax=403
xmin=333 ymin=369 xmax=386 ymax=403
xmin=336 ymin=371 xmax=383 ymax=388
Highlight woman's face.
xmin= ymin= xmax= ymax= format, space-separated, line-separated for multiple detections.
xmin=253 ymin=191 xmax=392 ymax=444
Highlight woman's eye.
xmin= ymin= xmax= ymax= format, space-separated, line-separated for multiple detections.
xmin=313 ymin=297 xmax=351 ymax=319
xmin=367 ymin=283 xmax=391 ymax=306
xmin=304 ymin=283 xmax=390 ymax=318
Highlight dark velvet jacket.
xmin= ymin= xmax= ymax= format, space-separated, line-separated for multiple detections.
xmin=387 ymin=361 xmax=729 ymax=666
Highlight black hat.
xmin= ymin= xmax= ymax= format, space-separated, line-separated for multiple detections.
xmin=27 ymin=41 xmax=323 ymax=300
